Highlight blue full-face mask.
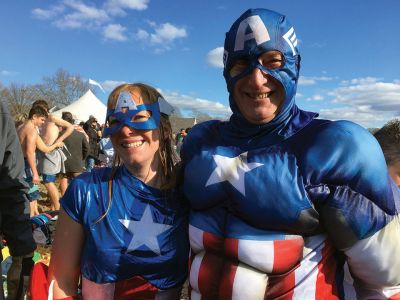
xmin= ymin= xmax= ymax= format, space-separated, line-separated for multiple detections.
xmin=103 ymin=91 xmax=174 ymax=137
xmin=223 ymin=8 xmax=301 ymax=118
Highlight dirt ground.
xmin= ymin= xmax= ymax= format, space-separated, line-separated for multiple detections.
xmin=36 ymin=182 xmax=189 ymax=299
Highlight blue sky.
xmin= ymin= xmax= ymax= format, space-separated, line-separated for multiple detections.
xmin=1 ymin=0 xmax=400 ymax=128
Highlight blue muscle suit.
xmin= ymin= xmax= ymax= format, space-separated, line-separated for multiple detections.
xmin=181 ymin=8 xmax=400 ymax=300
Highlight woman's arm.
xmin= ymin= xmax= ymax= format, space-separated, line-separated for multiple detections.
xmin=48 ymin=208 xmax=84 ymax=298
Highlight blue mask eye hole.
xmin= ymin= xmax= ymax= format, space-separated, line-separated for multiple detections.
xmin=228 ymin=50 xmax=285 ymax=78
xmin=107 ymin=116 xmax=120 ymax=127
xmin=132 ymin=110 xmax=152 ymax=123
xmin=258 ymin=50 xmax=285 ymax=70
xmin=229 ymin=58 xmax=249 ymax=77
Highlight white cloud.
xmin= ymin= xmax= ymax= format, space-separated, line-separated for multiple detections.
xmin=306 ymin=94 xmax=324 ymax=101
xmin=159 ymin=90 xmax=231 ymax=118
xmin=103 ymin=24 xmax=127 ymax=41
xmin=0 ymin=70 xmax=17 ymax=76
xmin=298 ymin=75 xmax=334 ymax=86
xmin=135 ymin=22 xmax=187 ymax=51
xmin=32 ymin=5 xmax=65 ymax=20
xmin=150 ymin=23 xmax=187 ymax=44
xmin=318 ymin=77 xmax=400 ymax=128
xmin=105 ymin=0 xmax=149 ymax=16
xmin=206 ymin=47 xmax=224 ymax=68
xmin=53 ymin=0 xmax=109 ymax=29
xmin=101 ymin=80 xmax=128 ymax=92
xmin=32 ymin=1 xmax=187 ymax=51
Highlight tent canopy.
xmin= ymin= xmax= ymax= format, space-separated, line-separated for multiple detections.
xmin=52 ymin=90 xmax=107 ymax=124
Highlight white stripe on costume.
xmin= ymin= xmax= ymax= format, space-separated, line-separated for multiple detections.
xmin=292 ymin=235 xmax=326 ymax=300
xmin=232 ymin=263 xmax=268 ymax=300
xmin=345 ymin=218 xmax=400 ymax=287
xmin=189 ymin=224 xmax=204 ymax=253
xmin=189 ymin=251 xmax=205 ymax=294
xmin=237 ymin=239 xmax=274 ymax=273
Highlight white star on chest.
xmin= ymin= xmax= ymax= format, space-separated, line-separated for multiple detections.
xmin=119 ymin=205 xmax=172 ymax=255
xmin=205 ymin=152 xmax=263 ymax=196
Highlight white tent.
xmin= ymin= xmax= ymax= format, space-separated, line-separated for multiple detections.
xmin=52 ymin=89 xmax=107 ymax=124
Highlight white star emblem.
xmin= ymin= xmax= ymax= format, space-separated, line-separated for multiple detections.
xmin=206 ymin=152 xmax=263 ymax=196
xmin=119 ymin=205 xmax=172 ymax=255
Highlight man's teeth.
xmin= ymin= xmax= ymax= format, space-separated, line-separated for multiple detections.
xmin=122 ymin=141 xmax=144 ymax=148
xmin=255 ymin=92 xmax=271 ymax=98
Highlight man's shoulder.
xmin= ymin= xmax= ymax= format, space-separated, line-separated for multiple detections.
xmin=18 ymin=121 xmax=37 ymax=135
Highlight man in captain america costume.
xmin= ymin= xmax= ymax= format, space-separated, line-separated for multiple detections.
xmin=181 ymin=8 xmax=400 ymax=300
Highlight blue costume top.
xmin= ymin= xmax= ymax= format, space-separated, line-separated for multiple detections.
xmin=182 ymin=8 xmax=400 ymax=300
xmin=61 ymin=165 xmax=189 ymax=298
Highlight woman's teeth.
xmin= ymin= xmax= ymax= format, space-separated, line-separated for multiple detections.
xmin=122 ymin=141 xmax=144 ymax=148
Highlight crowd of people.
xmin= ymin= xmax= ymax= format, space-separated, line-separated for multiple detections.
xmin=0 ymin=7 xmax=399 ymax=300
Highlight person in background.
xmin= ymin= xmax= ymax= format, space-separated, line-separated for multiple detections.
xmin=98 ymin=135 xmax=115 ymax=167
xmin=17 ymin=105 xmax=64 ymax=216
xmin=46 ymin=83 xmax=188 ymax=299
xmin=175 ymin=128 xmax=187 ymax=155
xmin=181 ymin=8 xmax=400 ymax=299
xmin=374 ymin=119 xmax=400 ymax=188
xmin=0 ymin=101 xmax=36 ymax=300
xmin=84 ymin=116 xmax=100 ymax=172
xmin=32 ymin=100 xmax=74 ymax=211
xmin=59 ymin=112 xmax=90 ymax=196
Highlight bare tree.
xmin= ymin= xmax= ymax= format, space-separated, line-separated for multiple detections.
xmin=1 ymin=83 xmax=35 ymax=118
xmin=33 ymin=68 xmax=89 ymax=109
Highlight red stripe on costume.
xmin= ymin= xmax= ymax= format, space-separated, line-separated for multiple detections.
xmin=114 ymin=276 xmax=158 ymax=300
xmin=266 ymin=266 xmax=297 ymax=300
xmin=224 ymin=238 xmax=239 ymax=261
xmin=198 ymin=252 xmax=225 ymax=299
xmin=315 ymin=240 xmax=340 ymax=300
xmin=203 ymin=231 xmax=224 ymax=253
xmin=218 ymin=261 xmax=238 ymax=300
xmin=389 ymin=292 xmax=400 ymax=299
xmin=273 ymin=239 xmax=304 ymax=274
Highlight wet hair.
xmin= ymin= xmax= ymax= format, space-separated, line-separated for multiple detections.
xmin=62 ymin=111 xmax=74 ymax=124
xmin=96 ymin=83 xmax=179 ymax=222
xmin=15 ymin=113 xmax=27 ymax=128
xmin=32 ymin=99 xmax=49 ymax=111
xmin=28 ymin=105 xmax=48 ymax=119
xmin=374 ymin=119 xmax=400 ymax=166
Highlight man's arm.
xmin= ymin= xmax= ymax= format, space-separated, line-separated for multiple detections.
xmin=25 ymin=130 xmax=41 ymax=184
xmin=81 ymin=134 xmax=90 ymax=160
xmin=36 ymin=135 xmax=64 ymax=153
xmin=49 ymin=115 xmax=74 ymax=144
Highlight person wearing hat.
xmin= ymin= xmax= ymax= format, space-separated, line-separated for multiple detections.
xmin=84 ymin=116 xmax=100 ymax=172
xmin=181 ymin=8 xmax=400 ymax=299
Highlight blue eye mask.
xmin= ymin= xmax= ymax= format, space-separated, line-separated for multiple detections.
xmin=103 ymin=91 xmax=174 ymax=137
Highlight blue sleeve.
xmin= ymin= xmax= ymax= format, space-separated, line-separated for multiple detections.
xmin=300 ymin=120 xmax=400 ymax=289
xmin=301 ymin=120 xmax=398 ymax=244
xmin=60 ymin=172 xmax=92 ymax=224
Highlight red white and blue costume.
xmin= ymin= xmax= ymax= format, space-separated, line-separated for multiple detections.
xmin=54 ymin=95 xmax=188 ymax=299
xmin=60 ymin=166 xmax=189 ymax=299
xmin=181 ymin=8 xmax=400 ymax=300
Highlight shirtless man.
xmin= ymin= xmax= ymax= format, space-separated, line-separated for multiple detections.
xmin=32 ymin=100 xmax=74 ymax=211
xmin=17 ymin=105 xmax=63 ymax=216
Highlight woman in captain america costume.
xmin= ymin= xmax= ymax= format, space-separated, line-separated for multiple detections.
xmin=44 ymin=83 xmax=189 ymax=299
xmin=181 ymin=8 xmax=400 ymax=300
